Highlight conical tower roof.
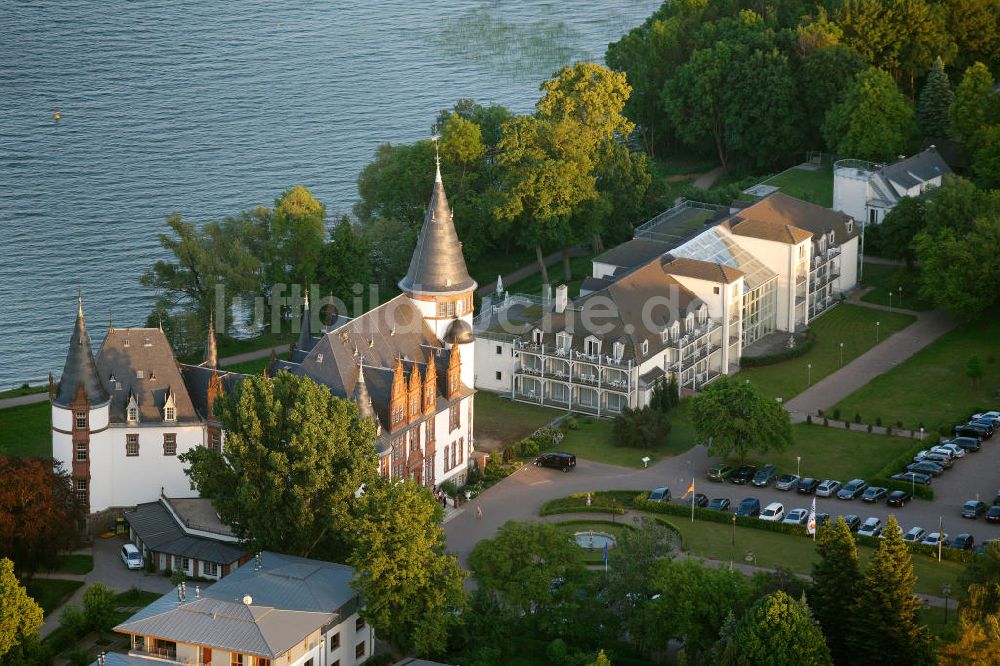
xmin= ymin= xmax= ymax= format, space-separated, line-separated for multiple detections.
xmin=398 ymin=162 xmax=477 ymax=295
xmin=205 ymin=315 xmax=219 ymax=369
xmin=54 ymin=295 xmax=110 ymax=408
xmin=298 ymin=292 xmax=312 ymax=351
xmin=352 ymin=362 xmax=376 ymax=421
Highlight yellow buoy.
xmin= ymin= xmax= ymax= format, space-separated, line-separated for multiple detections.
xmin=54 ymin=110 xmax=61 ymax=121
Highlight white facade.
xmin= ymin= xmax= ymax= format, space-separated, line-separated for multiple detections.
xmin=833 ymin=148 xmax=951 ymax=226
xmin=474 ymin=337 xmax=516 ymax=394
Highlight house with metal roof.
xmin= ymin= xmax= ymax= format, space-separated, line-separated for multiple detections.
xmin=113 ymin=551 xmax=372 ymax=666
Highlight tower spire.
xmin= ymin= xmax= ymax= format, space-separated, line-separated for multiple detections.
xmin=352 ymin=357 xmax=376 ymax=422
xmin=433 ymin=133 xmax=442 ymax=184
xmin=54 ymin=292 xmax=109 ymax=408
xmin=205 ymin=313 xmax=219 ymax=369
xmin=298 ymin=291 xmax=312 ymax=351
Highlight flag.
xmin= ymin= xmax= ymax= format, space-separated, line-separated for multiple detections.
xmin=603 ymin=542 xmax=609 ymax=565
xmin=807 ymin=497 xmax=817 ymax=535
xmin=682 ymin=480 xmax=695 ymax=499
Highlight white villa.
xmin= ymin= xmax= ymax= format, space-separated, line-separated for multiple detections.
xmin=474 ymin=193 xmax=859 ymax=415
xmin=833 ymin=146 xmax=951 ymax=226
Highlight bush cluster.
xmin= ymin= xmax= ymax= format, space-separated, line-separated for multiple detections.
xmin=738 ymin=329 xmax=816 ymax=367
xmin=539 ymin=490 xmax=639 ymax=516
xmin=515 ymin=424 xmax=564 ymax=458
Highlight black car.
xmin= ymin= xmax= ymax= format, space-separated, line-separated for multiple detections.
xmin=707 ymin=498 xmax=731 ymax=512
xmin=815 ymin=513 xmax=831 ymax=528
xmin=729 ymin=465 xmax=758 ymax=485
xmin=861 ymin=486 xmax=888 ymax=503
xmin=962 ymin=500 xmax=988 ymax=519
xmin=886 ymin=490 xmax=912 ymax=507
xmin=890 ymin=471 xmax=932 ymax=485
xmin=735 ymin=497 xmax=761 ymax=517
xmin=534 ymin=452 xmax=576 ymax=472
xmin=797 ymin=478 xmax=819 ymax=494
xmin=955 ymin=425 xmax=989 ymax=441
xmin=969 ymin=419 xmax=996 ymax=436
xmin=906 ymin=461 xmax=944 ymax=477
xmin=986 ymin=505 xmax=1000 ymax=523
xmin=949 ymin=436 xmax=981 ymax=452
xmin=688 ymin=493 xmax=709 ymax=508
xmin=751 ymin=464 xmax=778 ymax=487
xmin=948 ymin=533 xmax=975 ymax=550
xmin=840 ymin=514 xmax=862 ymax=532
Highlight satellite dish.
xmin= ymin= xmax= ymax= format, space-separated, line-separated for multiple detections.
xmin=243 ymin=595 xmax=253 ymax=605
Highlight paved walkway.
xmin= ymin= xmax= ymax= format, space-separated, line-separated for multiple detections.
xmin=784 ymin=291 xmax=958 ymax=421
xmin=692 ymin=165 xmax=726 ymax=190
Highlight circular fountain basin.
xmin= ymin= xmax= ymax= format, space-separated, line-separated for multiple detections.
xmin=574 ymin=531 xmax=617 ymax=551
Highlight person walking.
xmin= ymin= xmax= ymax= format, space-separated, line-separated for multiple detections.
xmin=475 ymin=504 xmax=483 ymax=520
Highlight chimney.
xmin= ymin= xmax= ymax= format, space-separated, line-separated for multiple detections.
xmin=97 ymin=653 xmax=106 ymax=666
xmin=195 ymin=585 xmax=201 ymax=600
xmin=555 ymin=285 xmax=568 ymax=314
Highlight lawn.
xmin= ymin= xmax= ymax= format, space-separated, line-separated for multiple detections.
xmin=552 ymin=519 xmax=636 ymax=564
xmin=0 ymin=384 xmax=47 ymax=399
xmin=739 ymin=303 xmax=916 ymax=402
xmin=760 ymin=163 xmax=833 ymax=207
xmin=51 ymin=554 xmax=94 ymax=575
xmin=504 ymin=254 xmax=594 ymax=300
xmin=558 ymin=401 xmax=701 ymax=469
xmin=0 ymin=401 xmax=51 ymax=458
xmin=224 ymin=352 xmax=289 ymax=375
xmin=735 ymin=423 xmax=917 ymax=482
xmin=660 ymin=516 xmax=965 ymax=597
xmin=25 ymin=578 xmax=84 ymax=615
xmin=834 ymin=311 xmax=1000 ymax=435
xmin=115 ymin=588 xmax=163 ymax=608
xmin=860 ymin=262 xmax=932 ymax=311
xmin=474 ymin=391 xmax=563 ymax=451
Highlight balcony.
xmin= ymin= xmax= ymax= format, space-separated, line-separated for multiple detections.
xmin=131 ymin=647 xmax=178 ymax=662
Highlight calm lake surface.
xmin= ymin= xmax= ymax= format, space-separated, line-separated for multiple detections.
xmin=0 ymin=1 xmax=660 ymax=389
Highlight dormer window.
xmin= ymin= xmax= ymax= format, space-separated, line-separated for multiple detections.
xmin=612 ymin=342 xmax=625 ymax=361
xmin=136 ymin=370 xmax=144 ymax=379
xmin=585 ymin=336 xmax=601 ymax=356
xmin=164 ymin=407 xmax=175 ymax=421
xmin=556 ymin=332 xmax=571 ymax=351
xmin=127 ymin=406 xmax=138 ymax=422
xmin=828 ymin=231 xmax=835 ymax=244
xmin=641 ymin=340 xmax=649 ymax=355
xmin=661 ymin=328 xmax=669 ymax=343
xmin=671 ymin=322 xmax=680 ymax=340
xmin=316 ymin=353 xmax=324 ymax=363
xmin=143 ymin=336 xmax=152 ymax=347
xmin=123 ymin=339 xmax=130 ymax=347
xmin=685 ymin=314 xmax=694 ymax=331
xmin=532 ymin=329 xmax=543 ymax=344
xmin=698 ymin=306 xmax=708 ymax=324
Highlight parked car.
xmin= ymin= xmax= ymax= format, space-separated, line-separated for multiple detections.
xmin=975 ymin=539 xmax=1000 ymax=555
xmin=783 ymin=508 xmax=809 ymax=525
xmin=707 ymin=464 xmax=734 ymax=482
xmin=751 ymin=464 xmax=778 ymax=487
xmin=858 ymin=517 xmax=883 ymax=538
xmin=955 ymin=424 xmax=989 ymax=441
xmin=972 ymin=410 xmax=1000 ymax=422
xmin=969 ymin=419 xmax=996 ymax=436
xmin=760 ymin=502 xmax=785 ymax=522
xmin=816 ymin=479 xmax=842 ymax=498
xmin=840 ymin=514 xmax=862 ymax=532
xmin=949 ymin=436 xmax=981 ymax=452
xmin=814 ymin=513 xmax=831 ymax=528
xmin=775 ymin=474 xmax=800 ymax=491
xmin=120 ymin=543 xmax=143 ymax=570
xmin=890 ymin=471 xmax=932 ymax=485
xmin=903 ymin=527 xmax=927 ymax=543
xmin=707 ymin=498 xmax=731 ymax=512
xmin=948 ymin=533 xmax=975 ymax=550
xmin=921 ymin=531 xmax=948 ymax=547
xmin=735 ymin=497 xmax=761 ymax=517
xmin=932 ymin=443 xmax=966 ymax=459
xmin=688 ymin=493 xmax=709 ymax=508
xmin=535 ymin=452 xmax=577 ymax=472
xmin=906 ymin=461 xmax=944 ymax=477
xmin=886 ymin=490 xmax=912 ymax=507
xmin=987 ymin=505 xmax=1000 ymax=523
xmin=838 ymin=479 xmax=868 ymax=500
xmin=729 ymin=465 xmax=758 ymax=485
xmin=797 ymin=478 xmax=819 ymax=494
xmin=918 ymin=452 xmax=953 ymax=468
xmin=649 ymin=487 xmax=671 ymax=503
xmin=995 ymin=490 xmax=1000 ymax=505
xmin=962 ymin=500 xmax=988 ymax=518
xmin=861 ymin=486 xmax=888 ymax=503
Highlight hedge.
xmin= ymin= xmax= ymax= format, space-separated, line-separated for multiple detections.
xmin=868 ymin=439 xmax=936 ymax=500
xmin=539 ymin=490 xmax=641 ymax=516
xmin=870 ymin=476 xmax=934 ymax=501
xmin=739 ymin=329 xmax=816 ymax=367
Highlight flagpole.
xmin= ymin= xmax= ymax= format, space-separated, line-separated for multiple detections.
xmin=691 ymin=479 xmax=695 ymax=523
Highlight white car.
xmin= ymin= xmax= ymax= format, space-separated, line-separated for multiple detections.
xmin=932 ymin=443 xmax=966 ymax=459
xmin=759 ymin=502 xmax=785 ymax=522
xmin=903 ymin=527 xmax=927 ymax=543
xmin=921 ymin=532 xmax=948 ymax=547
xmin=120 ymin=543 xmax=143 ymax=570
xmin=858 ymin=517 xmax=882 ymax=538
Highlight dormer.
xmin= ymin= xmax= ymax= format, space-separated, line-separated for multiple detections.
xmin=163 ymin=388 xmax=177 ymax=422
xmin=407 ymin=363 xmax=422 ymax=423
xmin=661 ymin=327 xmax=670 ymax=343
xmin=685 ymin=313 xmax=695 ymax=331
xmin=697 ymin=305 xmax=708 ymax=324
xmin=612 ymin=341 xmax=625 ymax=362
xmin=423 ymin=357 xmax=437 ymax=416
xmin=126 ymin=390 xmax=139 ymax=424
xmin=641 ymin=339 xmax=649 ymax=356
xmin=671 ymin=321 xmax=680 ymax=341
xmin=531 ymin=328 xmax=543 ymax=344
xmin=447 ymin=344 xmax=461 ymax=399
xmin=584 ymin=335 xmax=601 ymax=356
xmin=389 ymin=359 xmax=406 ymax=431
xmin=556 ymin=332 xmax=572 ymax=352
xmin=846 ymin=219 xmax=854 ymax=234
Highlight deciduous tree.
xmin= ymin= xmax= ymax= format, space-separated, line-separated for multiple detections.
xmin=918 ymin=56 xmax=954 ymax=139
xmin=180 ymin=372 xmax=379 ymax=561
xmin=876 ymin=195 xmax=926 ymax=266
xmin=810 ymin=518 xmax=862 ymax=664
xmin=269 ymin=186 xmax=327 ymax=289
xmin=728 ymin=591 xmax=832 ymax=665
xmin=317 ymin=216 xmax=371 ymax=305
xmin=349 ymin=479 xmax=466 ymax=657
xmin=0 ymin=457 xmax=81 ymax=579
xmin=691 ymin=376 xmax=793 ymax=464
xmin=850 ymin=516 xmax=934 ymax=665
xmin=939 ymin=583 xmax=1000 ymax=665
xmin=0 ymin=558 xmax=42 ymax=660
xmin=798 ymin=45 xmax=867 ymax=147
xmin=822 ymin=67 xmax=916 ymax=162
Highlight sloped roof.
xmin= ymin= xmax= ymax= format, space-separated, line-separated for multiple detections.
xmin=729 ymin=216 xmax=813 ymax=245
xmin=179 ymin=364 xmax=246 ymax=422
xmin=593 ymin=238 xmax=668 ymax=270
xmin=737 ymin=192 xmax=858 ymax=245
xmin=124 ymin=500 xmax=244 ymax=565
xmin=398 ymin=165 xmax=476 ymax=295
xmin=663 ymin=256 xmax=743 ymax=284
xmin=878 ymin=147 xmax=951 ymax=191
xmin=55 ymin=297 xmax=110 ymax=408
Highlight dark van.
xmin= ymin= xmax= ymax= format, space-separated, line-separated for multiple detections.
xmin=955 ymin=425 xmax=988 ymax=441
xmin=735 ymin=497 xmax=761 ymax=517
xmin=534 ymin=452 xmax=577 ymax=472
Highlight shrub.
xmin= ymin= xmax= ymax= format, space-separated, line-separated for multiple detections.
xmin=739 ymin=329 xmax=817 ymax=366
xmin=612 ymin=405 xmax=670 ymax=449
xmin=633 ymin=495 xmax=809 ymax=537
xmin=845 ymin=421 xmax=850 ymax=429
xmin=833 ymin=409 xmax=841 ymax=420
xmin=562 ymin=415 xmax=579 ymax=430
xmin=876 ymin=416 xmax=883 ymax=427
xmin=517 ymin=437 xmax=540 ymax=457
xmin=818 ymin=409 xmax=824 ymax=417
xmin=870 ymin=476 xmax=934 ymax=500
xmin=823 ymin=418 xmax=829 ymax=427
xmin=539 ymin=490 xmax=638 ymax=516
xmin=59 ymin=604 xmax=87 ymax=636
xmin=854 ymin=412 xmax=862 ymax=423
xmin=897 ymin=420 xmax=904 ymax=428
xmin=886 ymin=426 xmax=893 ymax=436
xmin=867 ymin=424 xmax=873 ymax=433
xmin=83 ymin=583 xmax=117 ymax=634
xmin=439 ymin=480 xmax=459 ymax=497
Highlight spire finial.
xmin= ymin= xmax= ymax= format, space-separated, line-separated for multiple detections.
xmin=431 ymin=133 xmax=442 ymax=183
xmin=205 ymin=311 xmax=219 ymax=369
xmin=77 ymin=288 xmax=83 ymax=318
xmin=108 ymin=308 xmax=113 ymax=332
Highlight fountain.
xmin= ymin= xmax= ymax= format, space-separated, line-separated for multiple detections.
xmin=574 ymin=530 xmax=617 ymax=551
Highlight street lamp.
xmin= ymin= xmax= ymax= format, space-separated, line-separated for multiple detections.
xmin=876 ymin=321 xmax=881 ymax=344
xmin=920 ymin=426 xmax=924 ymax=441
xmin=796 ymin=456 xmax=801 ymax=477
xmin=611 ymin=498 xmax=616 ymax=526
xmin=807 ymin=363 xmax=812 ymax=386
xmin=732 ymin=513 xmax=736 ymax=546
xmin=839 ymin=341 xmax=844 ymax=367
xmin=898 ymin=285 xmax=903 ymax=308
xmin=887 ymin=291 xmax=893 ymax=312
xmin=943 ymin=583 xmax=952 ymax=624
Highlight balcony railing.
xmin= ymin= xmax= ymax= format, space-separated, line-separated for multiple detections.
xmin=131 ymin=647 xmax=178 ymax=662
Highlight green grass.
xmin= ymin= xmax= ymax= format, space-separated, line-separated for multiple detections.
xmin=224 ymin=352 xmax=289 ymax=375
xmin=834 ymin=311 xmax=1000 ymax=435
xmin=25 ymin=578 xmax=84 ymax=615
xmin=920 ymin=604 xmax=960 ymax=642
xmin=552 ymin=519 xmax=636 ymax=563
xmin=178 ymin=329 xmax=297 ymax=365
xmin=0 ymin=402 xmax=51 ymax=458
xmin=651 ymin=156 xmax=719 ymax=178
xmin=468 ymin=246 xmax=536 ymax=290
xmin=115 ymin=588 xmax=163 ymax=608
xmin=660 ymin=517 xmax=964 ymax=597
xmin=0 ymin=384 xmax=47 ymax=399
xmin=558 ymin=402 xmax=700 ymax=469
xmin=860 ymin=262 xmax=933 ymax=311
xmin=51 ymin=554 xmax=93 ymax=575
xmin=504 ymin=254 xmax=594 ymax=300
xmin=736 ymin=423 xmax=917 ymax=482
xmin=739 ymin=304 xmax=916 ymax=402
xmin=474 ymin=391 xmax=563 ymax=450
xmin=760 ymin=163 xmax=834 ymax=207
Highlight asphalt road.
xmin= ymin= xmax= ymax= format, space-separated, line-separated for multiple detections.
xmin=445 ymin=437 xmax=1000 ymax=563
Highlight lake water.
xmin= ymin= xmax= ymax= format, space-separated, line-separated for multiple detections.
xmin=0 ymin=1 xmax=659 ymax=389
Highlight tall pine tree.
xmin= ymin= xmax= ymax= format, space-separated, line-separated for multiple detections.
xmin=850 ymin=516 xmax=934 ymax=665
xmin=918 ymin=57 xmax=954 ymax=138
xmin=728 ymin=591 xmax=832 ymax=665
xmin=810 ymin=518 xmax=862 ymax=665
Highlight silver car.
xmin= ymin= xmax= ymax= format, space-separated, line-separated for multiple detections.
xmin=903 ymin=527 xmax=927 ymax=543
xmin=858 ymin=517 xmax=883 ymax=538
xmin=816 ymin=479 xmax=842 ymax=498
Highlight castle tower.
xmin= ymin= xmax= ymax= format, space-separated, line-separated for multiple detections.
xmin=51 ymin=294 xmax=111 ymax=512
xmin=398 ymin=159 xmax=477 ymax=388
xmin=204 ymin=315 xmax=219 ymax=369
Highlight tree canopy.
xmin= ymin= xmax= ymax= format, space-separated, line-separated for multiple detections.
xmin=691 ymin=376 xmax=793 ymax=463
xmin=822 ymin=67 xmax=916 ymax=162
xmin=810 ymin=518 xmax=863 ymax=664
xmin=0 ymin=558 xmax=42 ymax=660
xmin=917 ymin=56 xmax=954 ymax=138
xmin=179 ymin=372 xmax=378 ymax=561
xmin=726 ymin=590 xmax=833 ymax=665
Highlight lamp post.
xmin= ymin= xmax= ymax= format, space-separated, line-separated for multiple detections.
xmin=839 ymin=341 xmax=844 ymax=367
xmin=876 ymin=321 xmax=881 ymax=344
xmin=732 ymin=513 xmax=736 ymax=546
xmin=898 ymin=285 xmax=903 ymax=308
xmin=611 ymin=498 xmax=616 ymax=526
xmin=807 ymin=363 xmax=812 ymax=386
xmin=938 ymin=516 xmax=943 ymax=563
xmin=796 ymin=456 xmax=801 ymax=477
xmin=943 ymin=583 xmax=952 ymax=624
xmin=920 ymin=426 xmax=924 ymax=441
xmin=888 ymin=291 xmax=893 ymax=312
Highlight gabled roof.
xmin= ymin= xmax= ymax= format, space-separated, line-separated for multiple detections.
xmin=97 ymin=328 xmax=198 ymax=423
xmin=593 ymin=238 xmax=668 ymax=270
xmin=663 ymin=256 xmax=743 ymax=284
xmin=398 ymin=165 xmax=477 ymax=295
xmin=179 ymin=364 xmax=246 ymax=422
xmin=877 ymin=147 xmax=951 ymax=192
xmin=55 ymin=297 xmax=110 ymax=408
xmin=736 ymin=192 xmax=858 ymax=245
xmin=728 ymin=215 xmax=813 ymax=245
xmin=124 ymin=500 xmax=244 ymax=565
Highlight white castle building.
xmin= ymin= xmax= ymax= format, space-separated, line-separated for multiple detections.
xmin=53 ymin=163 xmax=477 ymax=515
